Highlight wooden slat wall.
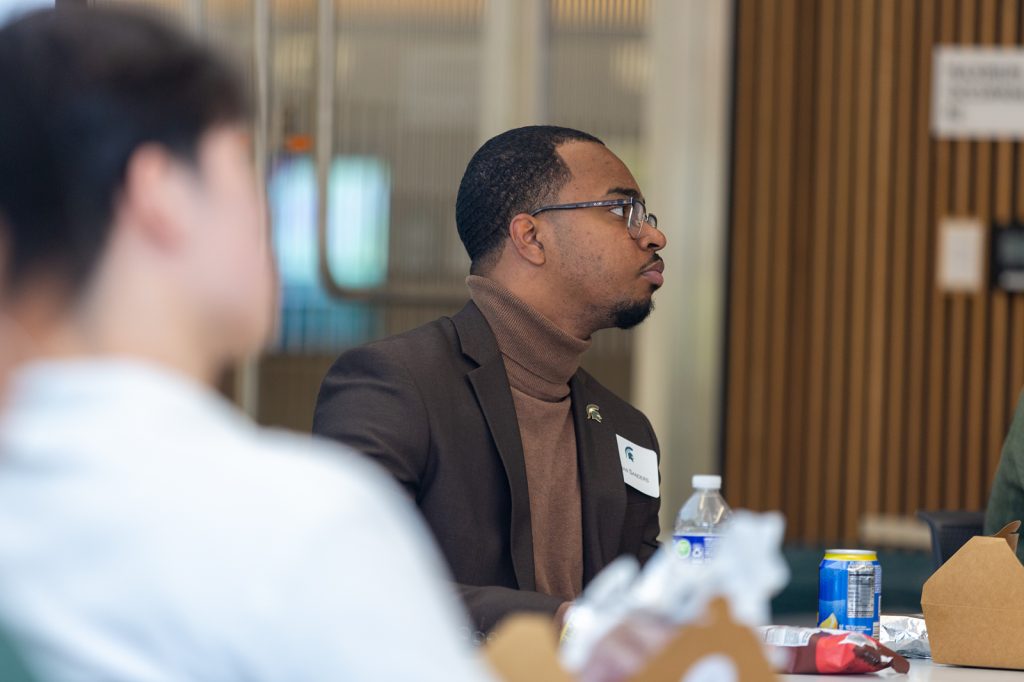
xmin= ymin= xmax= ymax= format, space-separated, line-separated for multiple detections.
xmin=725 ymin=0 xmax=1024 ymax=544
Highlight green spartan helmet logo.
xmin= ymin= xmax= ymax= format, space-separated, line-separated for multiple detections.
xmin=625 ymin=446 xmax=634 ymax=461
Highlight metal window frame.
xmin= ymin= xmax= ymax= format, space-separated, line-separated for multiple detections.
xmin=313 ymin=0 xmax=467 ymax=306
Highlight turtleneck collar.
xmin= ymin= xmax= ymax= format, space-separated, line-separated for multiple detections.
xmin=467 ymin=275 xmax=590 ymax=402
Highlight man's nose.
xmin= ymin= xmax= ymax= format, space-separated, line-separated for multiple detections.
xmin=639 ymin=223 xmax=666 ymax=250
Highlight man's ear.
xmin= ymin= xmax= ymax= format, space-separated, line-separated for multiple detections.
xmin=507 ymin=213 xmax=546 ymax=266
xmin=117 ymin=143 xmax=191 ymax=252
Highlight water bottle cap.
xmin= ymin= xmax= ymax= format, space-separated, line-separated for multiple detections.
xmin=692 ymin=474 xmax=721 ymax=490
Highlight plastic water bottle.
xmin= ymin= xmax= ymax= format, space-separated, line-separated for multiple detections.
xmin=673 ymin=474 xmax=732 ymax=564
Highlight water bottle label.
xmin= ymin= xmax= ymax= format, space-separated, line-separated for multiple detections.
xmin=673 ymin=534 xmax=721 ymax=563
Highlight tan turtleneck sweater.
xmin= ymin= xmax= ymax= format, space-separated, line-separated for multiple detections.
xmin=466 ymin=275 xmax=590 ymax=602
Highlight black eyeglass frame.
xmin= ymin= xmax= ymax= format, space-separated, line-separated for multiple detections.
xmin=529 ymin=197 xmax=658 ymax=239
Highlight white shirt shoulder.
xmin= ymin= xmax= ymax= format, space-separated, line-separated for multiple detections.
xmin=0 ymin=360 xmax=493 ymax=682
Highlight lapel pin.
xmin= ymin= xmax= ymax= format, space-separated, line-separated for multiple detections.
xmin=586 ymin=404 xmax=602 ymax=423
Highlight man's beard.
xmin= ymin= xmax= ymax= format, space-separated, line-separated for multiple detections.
xmin=610 ymin=297 xmax=654 ymax=330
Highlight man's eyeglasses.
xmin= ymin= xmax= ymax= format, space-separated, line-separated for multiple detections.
xmin=530 ymin=197 xmax=658 ymax=240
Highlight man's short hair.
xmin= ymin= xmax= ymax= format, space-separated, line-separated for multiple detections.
xmin=0 ymin=6 xmax=249 ymax=295
xmin=455 ymin=125 xmax=603 ymax=273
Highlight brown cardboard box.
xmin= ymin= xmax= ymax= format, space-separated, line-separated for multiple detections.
xmin=921 ymin=520 xmax=1023 ymax=670
xmin=484 ymin=598 xmax=776 ymax=682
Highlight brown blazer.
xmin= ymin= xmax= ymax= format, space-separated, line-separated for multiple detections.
xmin=312 ymin=302 xmax=661 ymax=632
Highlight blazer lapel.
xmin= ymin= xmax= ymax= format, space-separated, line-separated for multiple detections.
xmin=453 ymin=303 xmax=537 ymax=591
xmin=571 ymin=372 xmax=626 ymax=583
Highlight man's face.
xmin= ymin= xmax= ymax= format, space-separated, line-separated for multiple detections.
xmin=537 ymin=141 xmax=667 ymax=331
xmin=178 ymin=125 xmax=275 ymax=360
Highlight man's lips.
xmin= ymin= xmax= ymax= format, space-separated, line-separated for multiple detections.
xmin=641 ymin=260 xmax=664 ymax=287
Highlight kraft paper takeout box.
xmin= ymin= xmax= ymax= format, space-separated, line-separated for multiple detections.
xmin=484 ymin=598 xmax=775 ymax=682
xmin=921 ymin=520 xmax=1023 ymax=670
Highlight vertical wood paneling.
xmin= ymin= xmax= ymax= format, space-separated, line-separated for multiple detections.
xmin=724 ymin=0 xmax=758 ymax=508
xmin=965 ymin=0 xmax=997 ymax=510
xmin=924 ymin=0 xmax=955 ymax=513
xmin=784 ymin=0 xmax=819 ymax=540
xmin=942 ymin=0 xmax=973 ymax=510
xmin=884 ymin=0 xmax=914 ymax=517
xmin=843 ymin=0 xmax=876 ymax=540
xmin=987 ymin=0 xmax=1017 ymax=491
xmin=906 ymin=0 xmax=936 ymax=517
xmin=866 ymin=0 xmax=895 ymax=519
xmin=822 ymin=0 xmax=856 ymax=542
xmin=726 ymin=0 xmax=1024 ymax=543
xmin=766 ymin=0 xmax=796 ymax=515
xmin=745 ymin=0 xmax=778 ymax=510
xmin=798 ymin=0 xmax=837 ymax=543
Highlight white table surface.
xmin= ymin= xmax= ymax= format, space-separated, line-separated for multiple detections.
xmin=780 ymin=658 xmax=1024 ymax=680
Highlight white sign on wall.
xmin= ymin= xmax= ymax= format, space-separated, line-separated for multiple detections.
xmin=937 ymin=217 xmax=986 ymax=294
xmin=933 ymin=47 xmax=1024 ymax=138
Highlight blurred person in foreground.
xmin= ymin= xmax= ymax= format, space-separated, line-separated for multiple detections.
xmin=0 ymin=7 xmax=491 ymax=681
xmin=985 ymin=389 xmax=1024 ymax=562
xmin=314 ymin=126 xmax=668 ymax=633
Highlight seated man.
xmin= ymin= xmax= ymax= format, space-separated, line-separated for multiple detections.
xmin=314 ymin=125 xmax=667 ymax=632
xmin=985 ymin=389 xmax=1024 ymax=562
xmin=0 ymin=8 xmax=489 ymax=681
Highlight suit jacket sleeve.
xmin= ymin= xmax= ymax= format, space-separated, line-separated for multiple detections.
xmin=313 ymin=345 xmax=568 ymax=630
xmin=985 ymin=389 xmax=1024 ymax=563
xmin=314 ymin=345 xmax=430 ymax=499
xmin=638 ymin=412 xmax=663 ymax=565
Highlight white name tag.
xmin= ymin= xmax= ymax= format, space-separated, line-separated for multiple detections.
xmin=615 ymin=435 xmax=659 ymax=498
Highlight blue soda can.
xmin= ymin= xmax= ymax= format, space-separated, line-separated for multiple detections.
xmin=817 ymin=549 xmax=881 ymax=638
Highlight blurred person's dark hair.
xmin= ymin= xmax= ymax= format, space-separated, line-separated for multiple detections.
xmin=0 ymin=5 xmax=249 ymax=297
xmin=455 ymin=125 xmax=602 ymax=274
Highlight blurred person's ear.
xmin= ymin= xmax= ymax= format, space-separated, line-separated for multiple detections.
xmin=117 ymin=143 xmax=197 ymax=255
